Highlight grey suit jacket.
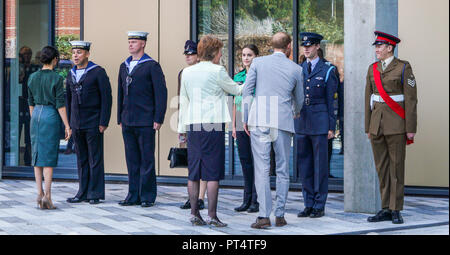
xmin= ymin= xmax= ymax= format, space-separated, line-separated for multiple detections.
xmin=243 ymin=52 xmax=304 ymax=134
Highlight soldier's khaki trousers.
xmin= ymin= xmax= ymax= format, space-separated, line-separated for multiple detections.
xmin=370 ymin=133 xmax=406 ymax=211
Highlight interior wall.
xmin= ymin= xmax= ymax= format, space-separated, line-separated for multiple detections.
xmin=158 ymin=0 xmax=190 ymax=177
xmin=399 ymin=0 xmax=449 ymax=187
xmin=84 ymin=0 xmax=160 ymax=174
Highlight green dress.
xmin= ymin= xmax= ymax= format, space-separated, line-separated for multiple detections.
xmin=27 ymin=69 xmax=65 ymax=167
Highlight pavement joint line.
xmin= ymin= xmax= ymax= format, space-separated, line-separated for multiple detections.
xmin=331 ymin=221 xmax=449 ymax=235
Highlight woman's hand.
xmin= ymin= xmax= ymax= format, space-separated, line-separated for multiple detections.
xmin=232 ymin=127 xmax=237 ymax=139
xmin=65 ymin=127 xmax=72 ymax=141
xmin=179 ymin=133 xmax=187 ymax=145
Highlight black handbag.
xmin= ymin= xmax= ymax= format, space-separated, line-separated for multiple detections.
xmin=168 ymin=147 xmax=188 ymax=168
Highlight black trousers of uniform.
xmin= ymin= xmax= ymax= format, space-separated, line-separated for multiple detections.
xmin=296 ymin=134 xmax=329 ymax=210
xmin=236 ymin=131 xmax=257 ymax=205
xmin=73 ymin=128 xmax=105 ymax=200
xmin=122 ymin=125 xmax=156 ymax=203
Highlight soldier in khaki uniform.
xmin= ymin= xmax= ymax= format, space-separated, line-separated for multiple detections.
xmin=365 ymin=31 xmax=417 ymax=224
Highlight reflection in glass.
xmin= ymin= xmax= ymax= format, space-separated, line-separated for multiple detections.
xmin=234 ymin=0 xmax=293 ymax=72
xmin=198 ymin=0 xmax=233 ymax=175
xmin=299 ymin=0 xmax=344 ymax=178
xmin=55 ymin=0 xmax=81 ymax=161
xmin=3 ymin=0 xmax=80 ymax=169
xmin=233 ymin=0 xmax=293 ymax=177
xmin=4 ymin=0 xmax=49 ymax=166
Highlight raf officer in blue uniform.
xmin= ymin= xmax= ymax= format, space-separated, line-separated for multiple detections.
xmin=66 ymin=41 xmax=113 ymax=205
xmin=295 ymin=32 xmax=338 ymax=218
xmin=118 ymin=31 xmax=168 ymax=207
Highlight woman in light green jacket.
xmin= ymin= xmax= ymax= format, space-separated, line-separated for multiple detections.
xmin=178 ymin=35 xmax=243 ymax=227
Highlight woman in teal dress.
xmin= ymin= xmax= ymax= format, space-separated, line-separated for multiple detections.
xmin=28 ymin=46 xmax=71 ymax=209
xmin=232 ymin=44 xmax=260 ymax=213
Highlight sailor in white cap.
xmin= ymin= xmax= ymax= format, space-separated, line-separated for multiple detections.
xmin=117 ymin=31 xmax=168 ymax=207
xmin=66 ymin=40 xmax=113 ymax=205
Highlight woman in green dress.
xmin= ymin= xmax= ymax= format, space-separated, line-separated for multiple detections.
xmin=232 ymin=44 xmax=260 ymax=213
xmin=28 ymin=46 xmax=71 ymax=209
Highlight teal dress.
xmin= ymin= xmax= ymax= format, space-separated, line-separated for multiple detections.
xmin=27 ymin=69 xmax=65 ymax=167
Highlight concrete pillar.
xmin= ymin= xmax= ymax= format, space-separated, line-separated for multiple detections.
xmin=343 ymin=0 xmax=398 ymax=213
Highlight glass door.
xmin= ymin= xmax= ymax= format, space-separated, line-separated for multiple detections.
xmin=4 ymin=0 xmax=50 ymax=166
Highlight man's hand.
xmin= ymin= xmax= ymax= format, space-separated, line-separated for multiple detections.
xmin=328 ymin=130 xmax=335 ymax=140
xmin=99 ymin=126 xmax=108 ymax=133
xmin=294 ymin=113 xmax=301 ymax=119
xmin=367 ymin=133 xmax=371 ymax=139
xmin=407 ymin=133 xmax=415 ymax=140
xmin=244 ymin=123 xmax=250 ymax=137
xmin=154 ymin=122 xmax=162 ymax=130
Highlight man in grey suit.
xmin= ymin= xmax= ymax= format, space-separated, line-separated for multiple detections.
xmin=243 ymin=32 xmax=304 ymax=229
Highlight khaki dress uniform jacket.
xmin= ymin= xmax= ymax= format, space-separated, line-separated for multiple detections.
xmin=364 ymin=57 xmax=418 ymax=211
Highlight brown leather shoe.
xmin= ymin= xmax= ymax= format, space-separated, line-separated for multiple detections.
xmin=275 ymin=217 xmax=287 ymax=227
xmin=251 ymin=217 xmax=271 ymax=229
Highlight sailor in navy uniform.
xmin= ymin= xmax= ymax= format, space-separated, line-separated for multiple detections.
xmin=118 ymin=31 xmax=168 ymax=207
xmin=66 ymin=41 xmax=112 ymax=205
xmin=295 ymin=32 xmax=338 ymax=218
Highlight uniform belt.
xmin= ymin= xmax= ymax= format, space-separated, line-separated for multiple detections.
xmin=304 ymin=98 xmax=326 ymax=106
xmin=370 ymin=94 xmax=404 ymax=110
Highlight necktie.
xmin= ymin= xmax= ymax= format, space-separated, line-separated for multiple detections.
xmin=382 ymin=61 xmax=387 ymax=71
xmin=308 ymin=62 xmax=312 ymax=74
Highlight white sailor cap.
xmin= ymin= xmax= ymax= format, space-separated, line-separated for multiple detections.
xmin=70 ymin=41 xmax=91 ymax=51
xmin=128 ymin=31 xmax=149 ymax=41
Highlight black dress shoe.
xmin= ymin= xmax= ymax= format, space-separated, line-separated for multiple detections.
xmin=141 ymin=202 xmax=155 ymax=207
xmin=234 ymin=203 xmax=251 ymax=212
xmin=67 ymin=197 xmax=87 ymax=203
xmin=247 ymin=203 xmax=259 ymax=213
xmin=89 ymin=199 xmax=100 ymax=205
xmin=298 ymin=207 xmax=313 ymax=217
xmin=310 ymin=208 xmax=325 ymax=218
xmin=391 ymin=211 xmax=404 ymax=224
xmin=118 ymin=200 xmax=140 ymax=206
xmin=198 ymin=199 xmax=205 ymax=210
xmin=180 ymin=199 xmax=191 ymax=209
xmin=367 ymin=209 xmax=392 ymax=222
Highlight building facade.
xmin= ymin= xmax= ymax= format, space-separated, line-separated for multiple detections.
xmin=1 ymin=0 xmax=448 ymax=197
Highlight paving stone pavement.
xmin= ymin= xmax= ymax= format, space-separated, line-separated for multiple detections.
xmin=0 ymin=179 xmax=447 ymax=235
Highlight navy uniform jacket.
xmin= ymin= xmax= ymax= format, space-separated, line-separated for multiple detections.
xmin=294 ymin=58 xmax=338 ymax=135
xmin=117 ymin=54 xmax=167 ymax=126
xmin=66 ymin=61 xmax=113 ymax=129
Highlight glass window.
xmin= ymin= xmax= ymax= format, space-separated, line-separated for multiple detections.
xmin=54 ymin=0 xmax=80 ymax=169
xmin=232 ymin=0 xmax=293 ymax=177
xmin=3 ymin=0 xmax=80 ymax=168
xmin=4 ymin=0 xmax=49 ymax=167
xmin=198 ymin=0 xmax=234 ymax=175
xmin=299 ymin=0 xmax=344 ymax=178
xmin=198 ymin=0 xmax=229 ymax=68
xmin=234 ymin=0 xmax=293 ymax=72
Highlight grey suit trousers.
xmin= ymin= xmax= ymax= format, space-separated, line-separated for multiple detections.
xmin=250 ymin=126 xmax=292 ymax=218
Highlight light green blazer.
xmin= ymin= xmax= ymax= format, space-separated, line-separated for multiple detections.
xmin=178 ymin=61 xmax=243 ymax=133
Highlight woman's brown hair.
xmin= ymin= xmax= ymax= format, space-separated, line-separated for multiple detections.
xmin=197 ymin=35 xmax=223 ymax=61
